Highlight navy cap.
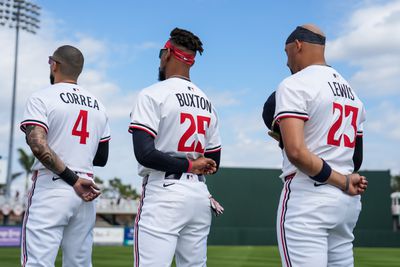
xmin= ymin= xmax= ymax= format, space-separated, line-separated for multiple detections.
xmin=262 ymin=91 xmax=276 ymax=130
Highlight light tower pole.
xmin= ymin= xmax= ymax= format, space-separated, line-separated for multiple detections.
xmin=0 ymin=0 xmax=40 ymax=198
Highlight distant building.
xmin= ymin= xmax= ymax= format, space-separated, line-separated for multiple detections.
xmin=391 ymin=192 xmax=400 ymax=231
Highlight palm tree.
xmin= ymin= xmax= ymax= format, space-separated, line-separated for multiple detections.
xmin=108 ymin=177 xmax=140 ymax=200
xmin=17 ymin=148 xmax=35 ymax=195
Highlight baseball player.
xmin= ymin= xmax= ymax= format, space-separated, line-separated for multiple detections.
xmin=129 ymin=28 xmax=223 ymax=266
xmin=264 ymin=24 xmax=368 ymax=267
xmin=20 ymin=45 xmax=110 ymax=267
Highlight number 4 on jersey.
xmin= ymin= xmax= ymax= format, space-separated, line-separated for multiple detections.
xmin=72 ymin=110 xmax=89 ymax=144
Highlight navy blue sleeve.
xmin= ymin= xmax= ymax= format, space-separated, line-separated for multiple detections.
xmin=353 ymin=136 xmax=363 ymax=172
xmin=93 ymin=141 xmax=109 ymax=167
xmin=205 ymin=150 xmax=221 ymax=173
xmin=131 ymin=129 xmax=190 ymax=173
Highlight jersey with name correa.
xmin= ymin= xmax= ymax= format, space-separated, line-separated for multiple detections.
xmin=20 ymin=82 xmax=111 ymax=174
xmin=274 ymin=65 xmax=366 ymax=179
xmin=129 ymin=77 xmax=222 ymax=177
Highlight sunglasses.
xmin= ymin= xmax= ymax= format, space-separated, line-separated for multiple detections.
xmin=48 ymin=56 xmax=61 ymax=65
xmin=158 ymin=48 xmax=167 ymax=59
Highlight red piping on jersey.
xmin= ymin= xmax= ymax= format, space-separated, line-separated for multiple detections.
xmin=99 ymin=137 xmax=111 ymax=143
xmin=284 ymin=172 xmax=296 ymax=181
xmin=129 ymin=125 xmax=156 ymax=138
xmin=205 ymin=147 xmax=222 ymax=153
xmin=279 ymin=175 xmax=293 ymax=267
xmin=164 ymin=40 xmax=195 ymax=66
xmin=22 ymin=171 xmax=38 ymax=266
xmin=20 ymin=122 xmax=48 ymax=133
xmin=134 ymin=178 xmax=148 ymax=267
xmin=275 ymin=114 xmax=309 ymax=123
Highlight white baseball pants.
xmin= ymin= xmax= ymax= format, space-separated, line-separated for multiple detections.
xmin=134 ymin=172 xmax=212 ymax=267
xmin=21 ymin=170 xmax=96 ymax=267
xmin=277 ymin=173 xmax=361 ymax=267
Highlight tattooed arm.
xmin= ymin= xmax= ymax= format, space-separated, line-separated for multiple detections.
xmin=25 ymin=125 xmax=65 ymax=174
xmin=25 ymin=125 xmax=101 ymax=201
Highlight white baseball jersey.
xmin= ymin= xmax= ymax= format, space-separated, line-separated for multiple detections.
xmin=274 ymin=65 xmax=366 ymax=179
xmin=129 ymin=77 xmax=221 ymax=266
xmin=129 ymin=77 xmax=221 ymax=177
xmin=20 ymin=82 xmax=111 ymax=175
xmin=274 ymin=65 xmax=366 ymax=267
xmin=20 ymin=82 xmax=110 ymax=267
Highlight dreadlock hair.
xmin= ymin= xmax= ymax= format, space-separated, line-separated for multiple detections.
xmin=169 ymin=28 xmax=204 ymax=55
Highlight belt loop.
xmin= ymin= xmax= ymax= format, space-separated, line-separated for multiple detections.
xmin=143 ymin=175 xmax=149 ymax=185
xmin=285 ymin=172 xmax=296 ymax=182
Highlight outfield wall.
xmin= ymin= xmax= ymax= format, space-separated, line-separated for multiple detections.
xmin=0 ymin=226 xmax=133 ymax=247
xmin=206 ymin=168 xmax=400 ymax=247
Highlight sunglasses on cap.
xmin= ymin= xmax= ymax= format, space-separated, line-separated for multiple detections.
xmin=48 ymin=56 xmax=61 ymax=65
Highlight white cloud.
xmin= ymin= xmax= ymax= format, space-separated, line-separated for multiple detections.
xmin=75 ymin=35 xmax=108 ymax=63
xmin=362 ymin=101 xmax=400 ymax=174
xmin=326 ymin=0 xmax=400 ymax=96
xmin=219 ymin=110 xmax=282 ymax=169
xmin=206 ymin=90 xmax=240 ymax=107
xmin=134 ymin=41 xmax=159 ymax=50
xmin=365 ymin=101 xmax=400 ymax=140
xmin=217 ymin=0 xmax=400 ymax=175
xmin=324 ymin=0 xmax=400 ymax=175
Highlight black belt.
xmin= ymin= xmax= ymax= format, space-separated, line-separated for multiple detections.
xmin=165 ymin=173 xmax=205 ymax=182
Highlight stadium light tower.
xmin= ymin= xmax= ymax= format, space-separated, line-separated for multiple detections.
xmin=0 ymin=0 xmax=40 ymax=198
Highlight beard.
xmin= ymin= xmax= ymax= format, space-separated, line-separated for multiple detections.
xmin=158 ymin=67 xmax=166 ymax=81
xmin=50 ymin=73 xmax=55 ymax=85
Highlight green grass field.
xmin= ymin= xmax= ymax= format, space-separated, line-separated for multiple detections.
xmin=1 ymin=245 xmax=400 ymax=266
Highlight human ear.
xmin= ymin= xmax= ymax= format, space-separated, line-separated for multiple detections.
xmin=295 ymin=39 xmax=302 ymax=52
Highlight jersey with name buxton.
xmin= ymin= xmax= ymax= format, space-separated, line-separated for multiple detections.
xmin=129 ymin=77 xmax=221 ymax=177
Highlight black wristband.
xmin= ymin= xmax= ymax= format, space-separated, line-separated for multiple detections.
xmin=59 ymin=167 xmax=79 ymax=186
xmin=344 ymin=175 xmax=350 ymax=193
xmin=309 ymin=159 xmax=332 ymax=183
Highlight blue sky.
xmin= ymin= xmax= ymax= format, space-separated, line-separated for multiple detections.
xmin=0 ymin=0 xmax=399 ymax=192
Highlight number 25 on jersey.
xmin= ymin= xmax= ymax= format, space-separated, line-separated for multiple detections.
xmin=72 ymin=110 xmax=89 ymax=144
xmin=327 ymin=102 xmax=358 ymax=148
xmin=178 ymin=112 xmax=210 ymax=153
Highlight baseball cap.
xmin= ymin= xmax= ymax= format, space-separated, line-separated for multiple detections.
xmin=262 ymin=91 xmax=276 ymax=130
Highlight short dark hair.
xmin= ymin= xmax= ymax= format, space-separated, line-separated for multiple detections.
xmin=169 ymin=28 xmax=204 ymax=55
xmin=52 ymin=45 xmax=84 ymax=79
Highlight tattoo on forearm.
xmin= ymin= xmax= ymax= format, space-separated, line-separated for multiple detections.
xmin=26 ymin=126 xmax=65 ymax=174
xmin=25 ymin=125 xmax=36 ymax=140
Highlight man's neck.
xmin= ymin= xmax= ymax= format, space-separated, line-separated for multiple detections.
xmin=169 ymin=74 xmax=191 ymax=81
xmin=166 ymin=68 xmax=190 ymax=81
xmin=55 ymin=78 xmax=77 ymax=84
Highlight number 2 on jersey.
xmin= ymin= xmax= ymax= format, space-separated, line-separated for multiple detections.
xmin=72 ymin=110 xmax=89 ymax=144
xmin=178 ymin=113 xmax=210 ymax=153
xmin=327 ymin=102 xmax=358 ymax=148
